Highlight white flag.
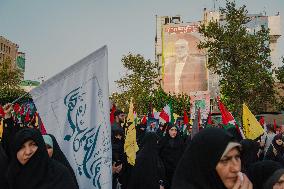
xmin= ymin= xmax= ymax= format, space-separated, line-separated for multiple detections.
xmin=30 ymin=46 xmax=112 ymax=189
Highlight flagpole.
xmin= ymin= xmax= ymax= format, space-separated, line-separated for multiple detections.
xmin=11 ymin=92 xmax=29 ymax=104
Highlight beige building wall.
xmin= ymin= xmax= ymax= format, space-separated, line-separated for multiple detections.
xmin=268 ymin=15 xmax=281 ymax=72
xmin=0 ymin=36 xmax=19 ymax=68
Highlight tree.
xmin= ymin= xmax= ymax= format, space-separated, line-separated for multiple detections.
xmin=110 ymin=53 xmax=159 ymax=114
xmin=0 ymin=58 xmax=26 ymax=104
xmin=198 ymin=1 xmax=276 ymax=115
xmin=276 ymin=57 xmax=284 ymax=83
xmin=275 ymin=57 xmax=284 ymax=110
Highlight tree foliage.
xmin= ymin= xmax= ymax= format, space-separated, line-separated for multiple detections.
xmin=110 ymin=54 xmax=191 ymax=115
xmin=276 ymin=57 xmax=284 ymax=83
xmin=110 ymin=53 xmax=159 ymax=114
xmin=0 ymin=58 xmax=26 ymax=104
xmin=198 ymin=1 xmax=276 ymax=115
xmin=152 ymin=86 xmax=191 ymax=116
xmin=274 ymin=57 xmax=284 ymax=110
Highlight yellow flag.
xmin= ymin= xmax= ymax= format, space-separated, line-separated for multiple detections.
xmin=0 ymin=118 xmax=3 ymax=141
xmin=189 ymin=119 xmax=193 ymax=125
xmin=242 ymin=104 xmax=264 ymax=140
xmin=124 ymin=99 xmax=139 ymax=166
xmin=173 ymin=113 xmax=180 ymax=122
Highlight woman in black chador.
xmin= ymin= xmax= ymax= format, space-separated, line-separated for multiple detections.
xmin=6 ymin=128 xmax=77 ymax=189
xmin=172 ymin=128 xmax=252 ymax=189
xmin=264 ymin=133 xmax=284 ymax=166
xmin=127 ymin=132 xmax=166 ymax=189
xmin=159 ymin=123 xmax=185 ymax=188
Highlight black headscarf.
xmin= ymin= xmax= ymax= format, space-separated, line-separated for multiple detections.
xmin=240 ymin=139 xmax=260 ymax=173
xmin=264 ymin=169 xmax=284 ymax=189
xmin=47 ymin=134 xmax=79 ymax=189
xmin=7 ymin=128 xmax=77 ymax=189
xmin=264 ymin=134 xmax=284 ymax=165
xmin=136 ymin=124 xmax=146 ymax=148
xmin=172 ymin=128 xmax=236 ymax=189
xmin=159 ymin=123 xmax=185 ymax=187
xmin=127 ymin=132 xmax=166 ymax=189
xmin=272 ymin=134 xmax=284 ymax=155
xmin=247 ymin=160 xmax=283 ymax=189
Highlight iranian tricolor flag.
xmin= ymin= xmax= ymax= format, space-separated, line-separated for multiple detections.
xmin=217 ymin=97 xmax=245 ymax=139
xmin=160 ymin=104 xmax=171 ymax=123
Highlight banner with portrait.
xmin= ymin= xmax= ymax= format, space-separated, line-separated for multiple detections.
xmin=162 ymin=23 xmax=208 ymax=95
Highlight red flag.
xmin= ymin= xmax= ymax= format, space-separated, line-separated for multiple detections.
xmin=20 ymin=104 xmax=25 ymax=115
xmin=0 ymin=106 xmax=5 ymax=117
xmin=217 ymin=96 xmax=245 ymax=139
xmin=25 ymin=109 xmax=30 ymax=122
xmin=259 ymin=116 xmax=265 ymax=126
xmin=274 ymin=119 xmax=277 ymax=132
xmin=110 ymin=104 xmax=116 ymax=125
xmin=217 ymin=97 xmax=235 ymax=125
xmin=183 ymin=110 xmax=189 ymax=125
xmin=207 ymin=112 xmax=213 ymax=125
xmin=13 ymin=103 xmax=20 ymax=114
xmin=141 ymin=115 xmax=147 ymax=124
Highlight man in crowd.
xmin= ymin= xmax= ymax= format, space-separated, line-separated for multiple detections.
xmin=111 ymin=110 xmax=126 ymax=130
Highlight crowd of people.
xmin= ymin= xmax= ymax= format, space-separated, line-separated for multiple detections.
xmin=1 ymin=102 xmax=284 ymax=189
xmin=111 ymin=109 xmax=284 ymax=189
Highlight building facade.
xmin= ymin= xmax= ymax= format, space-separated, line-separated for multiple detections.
xmin=155 ymin=10 xmax=281 ymax=116
xmin=0 ymin=36 xmax=19 ymax=68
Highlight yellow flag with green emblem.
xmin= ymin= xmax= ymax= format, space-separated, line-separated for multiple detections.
xmin=124 ymin=99 xmax=139 ymax=166
xmin=242 ymin=104 xmax=264 ymax=140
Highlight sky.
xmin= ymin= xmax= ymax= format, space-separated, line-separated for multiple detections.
xmin=1 ymin=0 xmax=283 ymax=94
